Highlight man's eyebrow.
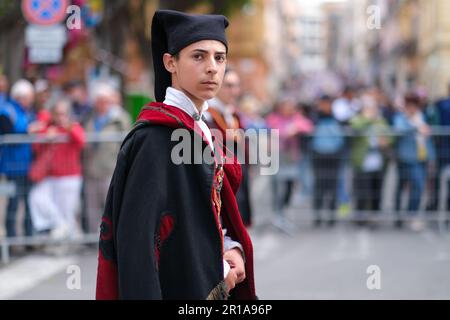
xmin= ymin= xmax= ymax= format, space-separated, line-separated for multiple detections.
xmin=190 ymin=49 xmax=226 ymax=55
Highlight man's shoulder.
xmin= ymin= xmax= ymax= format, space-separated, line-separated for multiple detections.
xmin=121 ymin=122 xmax=177 ymax=156
xmin=130 ymin=121 xmax=176 ymax=139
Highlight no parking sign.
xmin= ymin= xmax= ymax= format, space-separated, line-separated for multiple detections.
xmin=22 ymin=0 xmax=69 ymax=26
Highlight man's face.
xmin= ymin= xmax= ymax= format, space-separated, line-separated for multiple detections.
xmin=217 ymin=71 xmax=241 ymax=105
xmin=318 ymin=99 xmax=332 ymax=114
xmin=52 ymin=103 xmax=70 ymax=127
xmin=36 ymin=90 xmax=50 ymax=107
xmin=404 ymin=103 xmax=418 ymax=116
xmin=279 ymin=100 xmax=296 ymax=117
xmin=164 ymin=40 xmax=227 ymax=107
xmin=344 ymin=90 xmax=354 ymax=100
xmin=94 ymin=96 xmax=110 ymax=115
xmin=68 ymin=86 xmax=87 ymax=104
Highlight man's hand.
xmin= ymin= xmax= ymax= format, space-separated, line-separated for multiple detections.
xmin=224 ymin=268 xmax=237 ymax=294
xmin=224 ymin=248 xmax=246 ymax=284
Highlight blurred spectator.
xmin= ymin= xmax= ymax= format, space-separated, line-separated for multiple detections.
xmin=207 ymin=69 xmax=253 ymax=226
xmin=332 ymin=86 xmax=360 ymax=216
xmin=415 ymin=86 xmax=440 ymax=213
xmin=297 ymin=102 xmax=314 ymax=198
xmin=238 ymin=95 xmax=267 ymax=130
xmin=393 ymin=93 xmax=436 ymax=231
xmin=0 ymin=74 xmax=9 ymax=105
xmin=375 ymin=88 xmax=396 ymax=126
xmin=416 ymin=87 xmax=439 ymax=126
xmin=430 ymin=83 xmax=450 ymax=212
xmin=83 ymin=83 xmax=131 ymax=234
xmin=0 ymin=79 xmax=36 ymax=237
xmin=34 ymin=80 xmax=51 ymax=117
xmin=63 ymin=80 xmax=92 ymax=126
xmin=28 ymin=80 xmax=52 ymax=132
xmin=311 ymin=95 xmax=344 ymax=227
xmin=350 ymin=94 xmax=392 ymax=227
xmin=266 ymin=96 xmax=313 ymax=227
xmin=28 ymin=99 xmax=85 ymax=239
xmin=238 ymin=95 xmax=268 ymax=192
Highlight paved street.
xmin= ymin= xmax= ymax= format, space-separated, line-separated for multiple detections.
xmin=1 ymin=175 xmax=450 ymax=299
xmin=1 ymin=226 xmax=450 ymax=299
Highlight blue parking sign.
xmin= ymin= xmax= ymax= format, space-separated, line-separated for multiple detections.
xmin=22 ymin=0 xmax=69 ymax=25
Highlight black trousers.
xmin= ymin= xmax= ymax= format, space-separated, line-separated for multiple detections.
xmin=353 ymin=170 xmax=384 ymax=212
xmin=312 ymin=153 xmax=340 ymax=214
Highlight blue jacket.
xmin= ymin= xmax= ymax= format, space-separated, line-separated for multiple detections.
xmin=393 ymin=112 xmax=436 ymax=164
xmin=436 ymin=98 xmax=450 ymax=162
xmin=0 ymin=99 xmax=35 ymax=177
xmin=0 ymin=93 xmax=7 ymax=105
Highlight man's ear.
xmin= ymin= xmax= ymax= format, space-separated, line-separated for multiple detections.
xmin=163 ymin=53 xmax=176 ymax=73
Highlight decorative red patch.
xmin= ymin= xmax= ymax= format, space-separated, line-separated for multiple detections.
xmin=100 ymin=216 xmax=113 ymax=241
xmin=96 ymin=249 xmax=119 ymax=300
xmin=154 ymin=214 xmax=175 ymax=268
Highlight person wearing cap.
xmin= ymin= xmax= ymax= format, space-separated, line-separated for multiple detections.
xmin=0 ymin=79 xmax=36 ymax=238
xmin=96 ymin=10 xmax=256 ymax=300
xmin=206 ymin=68 xmax=253 ymax=226
xmin=431 ymin=83 xmax=450 ymax=215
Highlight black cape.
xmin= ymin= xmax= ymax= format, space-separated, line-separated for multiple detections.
xmin=96 ymin=103 xmax=256 ymax=300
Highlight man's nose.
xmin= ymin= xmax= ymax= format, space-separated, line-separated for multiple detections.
xmin=205 ymin=56 xmax=218 ymax=74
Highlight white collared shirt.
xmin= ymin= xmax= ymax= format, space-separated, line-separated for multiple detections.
xmin=164 ymin=87 xmax=214 ymax=151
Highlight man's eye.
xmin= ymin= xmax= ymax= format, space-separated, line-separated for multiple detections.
xmin=216 ymin=55 xmax=225 ymax=62
xmin=193 ymin=54 xmax=203 ymax=60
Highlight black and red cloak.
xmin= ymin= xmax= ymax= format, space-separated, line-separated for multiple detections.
xmin=207 ymin=106 xmax=253 ymax=226
xmin=96 ymin=102 xmax=256 ymax=300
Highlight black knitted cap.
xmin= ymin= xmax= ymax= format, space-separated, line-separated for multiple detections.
xmin=151 ymin=9 xmax=229 ymax=102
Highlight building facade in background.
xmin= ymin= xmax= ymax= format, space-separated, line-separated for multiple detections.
xmin=1 ymin=0 xmax=449 ymax=106
xmin=334 ymin=0 xmax=450 ymax=100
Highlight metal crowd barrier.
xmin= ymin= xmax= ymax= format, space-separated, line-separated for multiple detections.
xmin=1 ymin=129 xmax=450 ymax=263
xmin=0 ymin=132 xmax=128 ymax=264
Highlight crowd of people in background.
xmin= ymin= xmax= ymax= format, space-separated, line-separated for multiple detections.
xmin=0 ymin=75 xmax=131 ymax=245
xmin=260 ymin=84 xmax=450 ymax=232
xmin=1 ymin=72 xmax=450 ymax=244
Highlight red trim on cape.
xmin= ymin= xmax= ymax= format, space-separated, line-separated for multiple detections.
xmin=138 ymin=102 xmax=256 ymax=299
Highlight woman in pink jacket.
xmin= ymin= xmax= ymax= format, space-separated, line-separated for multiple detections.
xmin=266 ymin=97 xmax=314 ymax=231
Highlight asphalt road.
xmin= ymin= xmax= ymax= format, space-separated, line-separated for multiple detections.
xmin=1 ymin=173 xmax=450 ymax=300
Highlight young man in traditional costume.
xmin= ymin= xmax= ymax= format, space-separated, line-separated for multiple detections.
xmin=96 ymin=10 xmax=256 ymax=300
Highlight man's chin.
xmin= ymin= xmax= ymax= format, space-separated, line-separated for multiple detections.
xmin=200 ymin=91 xmax=219 ymax=101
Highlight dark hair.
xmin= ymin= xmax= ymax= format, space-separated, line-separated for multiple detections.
xmin=343 ymin=85 xmax=354 ymax=94
xmin=318 ymin=94 xmax=332 ymax=102
xmin=224 ymin=67 xmax=235 ymax=75
xmin=63 ymin=80 xmax=85 ymax=91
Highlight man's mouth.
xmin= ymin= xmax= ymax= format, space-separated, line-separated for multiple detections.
xmin=202 ymin=81 xmax=218 ymax=86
